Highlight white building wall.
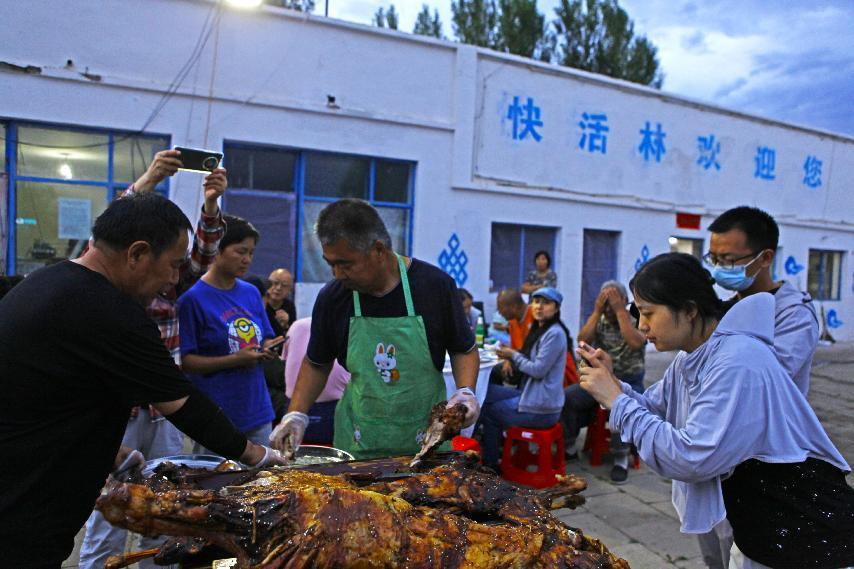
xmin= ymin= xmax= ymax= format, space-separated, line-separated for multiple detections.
xmin=2 ymin=0 xmax=852 ymax=339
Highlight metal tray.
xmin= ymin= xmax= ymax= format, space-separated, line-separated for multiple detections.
xmin=142 ymin=454 xmax=225 ymax=476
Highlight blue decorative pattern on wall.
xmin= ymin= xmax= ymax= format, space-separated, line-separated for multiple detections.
xmin=827 ymin=309 xmax=843 ymax=329
xmin=634 ymin=244 xmax=650 ymax=272
xmin=784 ymin=256 xmax=804 ymax=275
xmin=438 ymin=233 xmax=469 ymax=287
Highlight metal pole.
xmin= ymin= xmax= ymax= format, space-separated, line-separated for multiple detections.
xmin=324 ymin=0 xmax=328 ymax=16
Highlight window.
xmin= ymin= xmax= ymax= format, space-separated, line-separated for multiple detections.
xmin=489 ymin=223 xmax=557 ymax=292
xmin=223 ymin=143 xmax=415 ymax=283
xmin=4 ymin=122 xmax=169 ymax=274
xmin=808 ymin=249 xmax=843 ymax=301
xmin=669 ymin=236 xmax=703 ymax=259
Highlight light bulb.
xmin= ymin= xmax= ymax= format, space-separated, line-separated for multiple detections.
xmin=668 ymin=237 xmax=678 ymax=246
xmin=59 ymin=163 xmax=73 ymax=180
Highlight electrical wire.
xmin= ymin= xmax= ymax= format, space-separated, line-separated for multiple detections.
xmin=0 ymin=0 xmax=225 ymax=152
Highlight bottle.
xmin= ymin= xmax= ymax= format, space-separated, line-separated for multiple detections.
xmin=475 ymin=315 xmax=485 ymax=348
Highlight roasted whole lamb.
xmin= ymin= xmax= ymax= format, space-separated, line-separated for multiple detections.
xmin=97 ymin=453 xmax=629 ymax=569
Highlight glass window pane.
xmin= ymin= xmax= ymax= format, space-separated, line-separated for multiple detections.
xmin=17 ymin=126 xmax=108 ymax=181
xmin=827 ymin=251 xmax=842 ymax=300
xmin=252 ymin=148 xmax=296 ymax=192
xmin=304 ymin=153 xmax=368 ymax=199
xmin=15 ymin=181 xmax=108 ymax=274
xmin=669 ymin=237 xmax=703 ymax=259
xmin=522 ymin=226 xmax=558 ymax=276
xmin=225 ymin=147 xmax=252 ymax=189
xmin=113 ymin=135 xmax=169 ymax=185
xmin=376 ymin=206 xmax=409 ymax=253
xmin=374 ymin=160 xmax=410 ymax=203
xmin=0 ymin=125 xmax=5 ymax=172
xmin=807 ymin=250 xmax=821 ymax=300
xmin=300 ymin=201 xmax=333 ymax=283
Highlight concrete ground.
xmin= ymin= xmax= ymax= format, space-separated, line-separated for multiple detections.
xmin=64 ymin=342 xmax=854 ymax=568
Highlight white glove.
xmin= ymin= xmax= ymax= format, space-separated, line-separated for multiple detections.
xmin=269 ymin=411 xmax=309 ymax=459
xmin=447 ymin=387 xmax=480 ymax=428
xmin=244 ymin=445 xmax=289 ymax=468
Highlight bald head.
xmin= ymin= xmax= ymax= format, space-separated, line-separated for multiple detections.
xmin=496 ymin=288 xmax=526 ymax=322
xmin=267 ymin=268 xmax=293 ymax=302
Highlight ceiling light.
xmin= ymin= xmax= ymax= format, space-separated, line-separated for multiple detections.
xmin=668 ymin=237 xmax=678 ymax=245
xmin=59 ymin=154 xmax=73 ymax=180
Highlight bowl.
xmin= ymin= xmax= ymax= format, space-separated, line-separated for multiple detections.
xmin=142 ymin=454 xmax=225 ymax=476
xmin=292 ymin=445 xmax=354 ymax=466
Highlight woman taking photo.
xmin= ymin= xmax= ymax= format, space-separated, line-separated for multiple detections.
xmin=177 ymin=215 xmax=283 ymax=451
xmin=578 ymin=253 xmax=854 ymax=569
xmin=481 ymin=287 xmax=569 ymax=470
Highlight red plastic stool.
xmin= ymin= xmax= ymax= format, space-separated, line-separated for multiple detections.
xmin=583 ymin=406 xmax=640 ymax=468
xmin=500 ymin=423 xmax=565 ymax=488
xmin=452 ymin=435 xmax=482 ymax=456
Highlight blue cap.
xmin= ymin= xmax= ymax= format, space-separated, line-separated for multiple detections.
xmin=531 ymin=287 xmax=563 ymax=305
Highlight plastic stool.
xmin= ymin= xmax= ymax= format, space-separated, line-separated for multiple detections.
xmin=500 ymin=423 xmax=565 ymax=488
xmin=452 ymin=435 xmax=482 ymax=456
xmin=583 ymin=406 xmax=640 ymax=468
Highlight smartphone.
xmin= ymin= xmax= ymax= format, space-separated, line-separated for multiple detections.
xmin=174 ymin=146 xmax=223 ymax=172
xmin=256 ymin=337 xmax=286 ymax=354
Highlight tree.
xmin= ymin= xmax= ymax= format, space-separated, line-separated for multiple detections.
xmin=451 ymin=0 xmax=500 ymax=49
xmin=496 ymin=0 xmax=549 ymax=60
xmin=373 ymin=5 xmax=399 ymax=29
xmin=413 ymin=4 xmax=444 ymax=38
xmin=551 ymin=0 xmax=663 ymax=87
xmin=264 ymin=0 xmax=315 ymax=11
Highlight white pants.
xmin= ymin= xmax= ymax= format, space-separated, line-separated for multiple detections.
xmin=78 ymin=409 xmax=184 ymax=569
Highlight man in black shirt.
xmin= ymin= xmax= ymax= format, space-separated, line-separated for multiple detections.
xmin=270 ymin=199 xmax=480 ymax=459
xmin=0 ymin=193 xmax=285 ymax=568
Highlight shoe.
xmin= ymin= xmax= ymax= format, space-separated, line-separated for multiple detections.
xmin=610 ymin=465 xmax=628 ymax=484
xmin=565 ymin=450 xmax=579 ymax=461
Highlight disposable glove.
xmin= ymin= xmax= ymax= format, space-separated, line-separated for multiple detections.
xmin=269 ymin=411 xmax=309 ymax=459
xmin=244 ymin=445 xmax=289 ymax=468
xmin=447 ymin=387 xmax=479 ymax=428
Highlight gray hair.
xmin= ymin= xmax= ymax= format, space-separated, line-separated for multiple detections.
xmin=600 ymin=280 xmax=628 ymax=298
xmin=315 ymin=198 xmax=392 ymax=253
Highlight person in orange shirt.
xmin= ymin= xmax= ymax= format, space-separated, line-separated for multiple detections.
xmin=491 ymin=288 xmax=534 ymax=385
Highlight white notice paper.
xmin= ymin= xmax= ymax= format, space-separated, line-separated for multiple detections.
xmin=58 ymin=198 xmax=92 ymax=240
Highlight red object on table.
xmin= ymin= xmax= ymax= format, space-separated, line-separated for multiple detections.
xmin=500 ymin=423 xmax=565 ymax=488
xmin=584 ymin=406 xmax=640 ymax=469
xmin=452 ymin=435 xmax=482 ymax=456
xmin=675 ymin=212 xmax=702 ymax=229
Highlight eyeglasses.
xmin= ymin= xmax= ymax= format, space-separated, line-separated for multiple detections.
xmin=701 ymin=251 xmax=758 ymax=270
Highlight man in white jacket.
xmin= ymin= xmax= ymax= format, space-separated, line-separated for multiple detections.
xmin=699 ymin=206 xmax=819 ymax=568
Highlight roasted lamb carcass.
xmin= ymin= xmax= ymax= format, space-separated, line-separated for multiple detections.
xmin=97 ymin=455 xmax=628 ymax=568
xmin=410 ymin=402 xmax=468 ymax=468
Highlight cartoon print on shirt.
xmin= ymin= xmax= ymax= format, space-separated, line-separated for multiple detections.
xmin=374 ymin=342 xmax=400 ymax=384
xmin=227 ymin=316 xmax=262 ymax=352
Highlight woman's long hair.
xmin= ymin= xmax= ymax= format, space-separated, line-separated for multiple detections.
xmin=520 ymin=308 xmax=572 ymax=358
xmin=629 ymin=252 xmax=723 ymax=333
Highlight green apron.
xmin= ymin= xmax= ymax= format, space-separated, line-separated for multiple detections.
xmin=333 ymin=255 xmax=447 ymax=459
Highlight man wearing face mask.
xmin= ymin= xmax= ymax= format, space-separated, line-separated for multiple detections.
xmin=698 ymin=206 xmax=819 ymax=569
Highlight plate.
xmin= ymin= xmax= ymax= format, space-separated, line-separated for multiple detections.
xmin=142 ymin=454 xmax=225 ymax=476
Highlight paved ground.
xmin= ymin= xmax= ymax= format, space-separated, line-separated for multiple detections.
xmin=64 ymin=342 xmax=854 ymax=568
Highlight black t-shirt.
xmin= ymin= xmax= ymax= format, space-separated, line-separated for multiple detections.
xmin=0 ymin=262 xmax=193 ymax=565
xmin=266 ymin=297 xmax=297 ymax=338
xmin=307 ymin=258 xmax=475 ymax=372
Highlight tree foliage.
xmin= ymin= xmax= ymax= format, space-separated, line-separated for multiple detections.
xmin=496 ymin=0 xmax=549 ymax=61
xmin=451 ymin=0 xmax=500 ymax=49
xmin=264 ymin=0 xmax=315 ymax=11
xmin=551 ymin=0 xmax=663 ymax=87
xmin=413 ymin=4 xmax=444 ymax=38
xmin=373 ymin=5 xmax=399 ymax=29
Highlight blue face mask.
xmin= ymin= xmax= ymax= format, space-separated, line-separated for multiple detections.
xmin=710 ymin=253 xmax=763 ymax=291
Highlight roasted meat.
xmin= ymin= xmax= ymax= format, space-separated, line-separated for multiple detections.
xmin=97 ymin=455 xmax=628 ymax=568
xmin=410 ymin=402 xmax=468 ymax=468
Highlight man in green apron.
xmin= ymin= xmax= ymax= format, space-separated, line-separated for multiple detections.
xmin=270 ymin=199 xmax=480 ymax=459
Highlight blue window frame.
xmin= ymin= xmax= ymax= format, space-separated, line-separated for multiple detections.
xmin=2 ymin=120 xmax=169 ymax=275
xmin=808 ymin=249 xmax=843 ymax=301
xmin=222 ymin=141 xmax=415 ymax=283
xmin=490 ymin=223 xmax=558 ymax=292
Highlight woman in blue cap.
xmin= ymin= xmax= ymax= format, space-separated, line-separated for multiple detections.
xmin=483 ymin=287 xmax=570 ymax=470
